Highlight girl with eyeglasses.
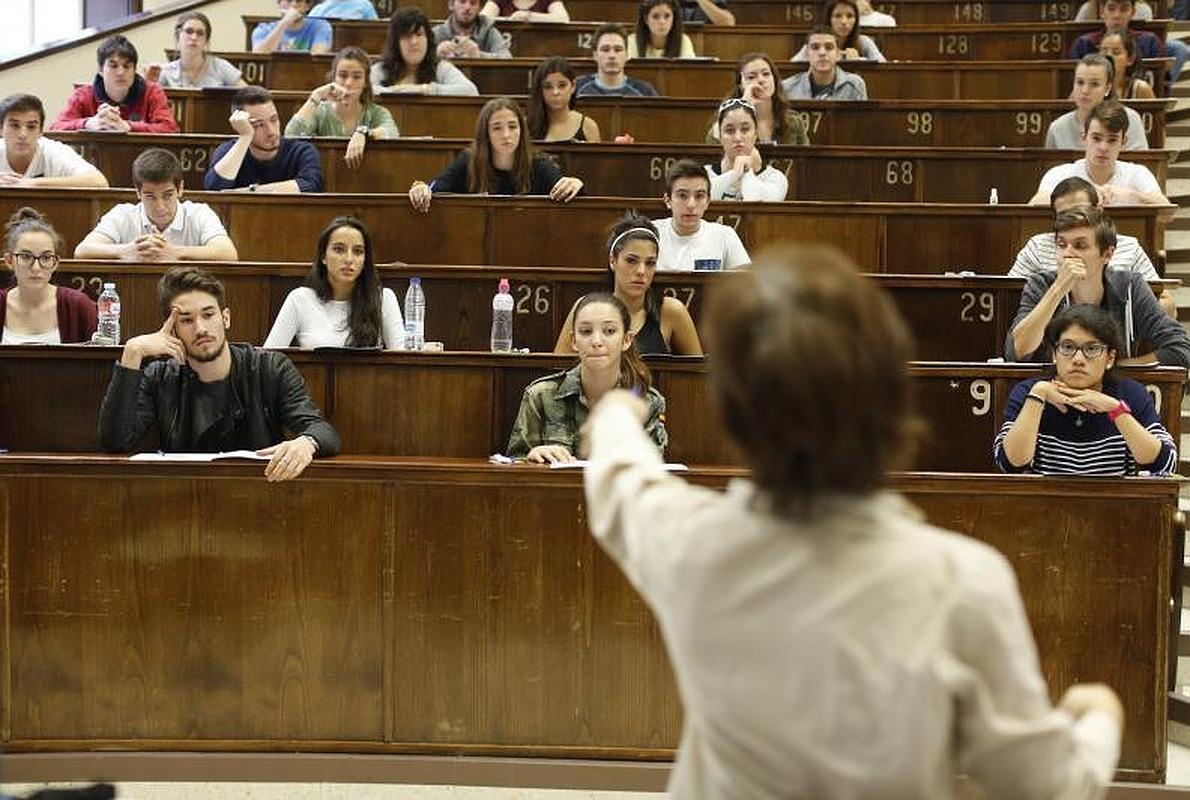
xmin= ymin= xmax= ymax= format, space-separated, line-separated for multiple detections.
xmin=145 ymin=11 xmax=247 ymax=88
xmin=995 ymin=303 xmax=1175 ymax=475
xmin=706 ymin=98 xmax=788 ymax=201
xmin=2 ymin=207 xmax=97 ymax=344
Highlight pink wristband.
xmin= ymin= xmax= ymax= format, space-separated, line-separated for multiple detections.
xmin=1107 ymin=400 xmax=1132 ymax=423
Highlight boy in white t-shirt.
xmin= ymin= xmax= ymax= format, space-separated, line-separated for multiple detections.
xmin=1030 ymin=100 xmax=1167 ymax=207
xmin=0 ymin=93 xmax=108 ymax=188
xmin=75 ymin=148 xmax=238 ymax=262
xmin=654 ymin=158 xmax=751 ymax=272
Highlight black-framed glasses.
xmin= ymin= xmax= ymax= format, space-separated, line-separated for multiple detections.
xmin=10 ymin=252 xmax=59 ymax=269
xmin=1056 ymin=339 xmax=1108 ymax=360
xmin=718 ymin=97 xmax=756 ymax=115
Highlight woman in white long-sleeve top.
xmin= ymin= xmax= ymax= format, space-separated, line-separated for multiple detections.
xmin=581 ymin=244 xmax=1124 ymax=798
xmin=370 ymin=8 xmax=479 ymax=96
xmin=704 ymin=98 xmax=788 ymax=201
xmin=265 ymin=216 xmax=404 ymax=350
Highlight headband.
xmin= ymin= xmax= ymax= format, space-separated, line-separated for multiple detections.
xmin=609 ymin=227 xmax=659 ymax=255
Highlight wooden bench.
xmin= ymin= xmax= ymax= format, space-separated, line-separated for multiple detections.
xmin=0 ymin=346 xmax=1181 ymax=472
xmin=44 ymin=260 xmax=1179 ymax=360
xmin=0 ymin=455 xmax=1176 ymax=782
xmin=163 ymin=89 xmax=1172 ymax=147
xmin=2 ymin=190 xmax=1169 ymax=273
xmin=169 ymin=50 xmax=1172 ymax=103
xmin=242 ymin=16 xmax=1169 ymax=61
xmin=49 ymin=132 xmax=1173 ymax=204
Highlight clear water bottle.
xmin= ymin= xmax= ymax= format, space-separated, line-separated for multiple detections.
xmin=97 ymin=282 xmax=121 ymax=344
xmin=490 ymin=278 xmax=514 ymax=352
xmin=404 ymin=276 xmax=425 ymax=351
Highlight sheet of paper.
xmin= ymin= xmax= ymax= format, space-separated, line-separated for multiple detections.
xmin=130 ymin=450 xmax=271 ymax=462
xmin=549 ymin=460 xmax=689 ymax=471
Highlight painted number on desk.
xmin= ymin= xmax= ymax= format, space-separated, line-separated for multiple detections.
xmin=885 ymin=160 xmax=914 ymax=185
xmin=1031 ymin=32 xmax=1062 ymax=54
xmin=241 ymin=61 xmax=267 ymax=85
xmin=373 ymin=0 xmax=397 ymax=14
xmin=787 ymin=3 xmax=815 ymax=21
xmin=1015 ymin=112 xmax=1043 ymax=135
xmin=1040 ymin=2 xmax=1071 ymax=19
xmin=793 ymin=110 xmax=823 ymax=134
xmin=663 ymin=287 xmax=696 ymax=306
xmin=959 ymin=291 xmax=994 ymax=322
xmin=178 ymin=147 xmax=209 ymax=173
xmin=906 ymin=111 xmax=933 ymax=135
xmin=650 ymin=156 xmax=678 ymax=181
xmin=1146 ymin=383 xmax=1163 ymax=414
xmin=1142 ymin=111 xmax=1154 ymax=134
xmin=970 ymin=379 xmax=991 ymax=416
xmin=937 ymin=34 xmax=969 ymax=56
xmin=515 ymin=284 xmax=551 ymax=314
xmin=577 ymin=32 xmax=593 ymax=48
xmin=71 ymin=276 xmax=105 ymax=299
xmin=167 ymin=99 xmax=182 ymax=123
xmin=952 ymin=3 xmax=984 ymax=21
xmin=713 ymin=213 xmax=742 ymax=229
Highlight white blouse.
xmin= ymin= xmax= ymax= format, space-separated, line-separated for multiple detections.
xmin=263 ymin=286 xmax=405 ymax=349
xmin=2 ymin=326 xmax=61 ymax=344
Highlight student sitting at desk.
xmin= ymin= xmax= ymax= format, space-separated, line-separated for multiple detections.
xmin=1100 ymin=28 xmax=1156 ymax=100
xmin=1045 ymin=55 xmax=1147 ymax=150
xmin=576 ymin=23 xmax=660 ymax=97
xmin=527 ymin=57 xmax=602 ymax=142
xmin=205 ymin=86 xmax=324 ymax=193
xmin=509 ymin=291 xmax=666 ymax=463
xmin=371 ymin=8 xmax=479 ymax=96
xmin=264 ymin=216 xmax=405 ymax=350
xmin=51 ymin=35 xmax=179 ymax=133
xmin=0 ymin=94 xmax=107 ymax=188
xmin=706 ymin=98 xmax=789 ymax=201
xmin=2 ymin=208 xmax=96 ymax=345
xmin=707 ymin=53 xmax=809 ymax=145
xmin=144 ymin=11 xmax=247 ymax=89
xmin=252 ymin=0 xmax=333 ymax=54
xmin=782 ymin=27 xmax=868 ymax=100
xmin=98 ymin=267 xmax=340 ymax=481
xmin=654 ymin=159 xmax=751 ymax=271
xmin=481 ymin=0 xmax=569 ymax=23
xmin=791 ymin=0 xmax=885 ymax=62
xmin=995 ymin=303 xmax=1176 ymax=475
xmin=433 ymin=0 xmax=513 ymax=59
xmin=629 ymin=0 xmax=697 ymax=58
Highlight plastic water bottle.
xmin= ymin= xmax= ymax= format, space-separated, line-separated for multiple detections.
xmin=97 ymin=282 xmax=121 ymax=344
xmin=988 ymin=188 xmax=999 ymax=205
xmin=404 ymin=277 xmax=425 ymax=350
xmin=490 ymin=278 xmax=514 ymax=352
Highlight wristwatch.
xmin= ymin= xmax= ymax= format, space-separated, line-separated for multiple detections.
xmin=1107 ymin=399 xmax=1132 ymax=422
xmin=354 ymin=125 xmax=369 ymax=137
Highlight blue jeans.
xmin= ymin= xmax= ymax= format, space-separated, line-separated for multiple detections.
xmin=1166 ymin=37 xmax=1187 ymax=84
xmin=1172 ymin=0 xmax=1189 ymax=18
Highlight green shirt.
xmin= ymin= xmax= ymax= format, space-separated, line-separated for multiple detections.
xmin=507 ymin=364 xmax=668 ymax=458
xmin=284 ymin=101 xmax=399 ymax=138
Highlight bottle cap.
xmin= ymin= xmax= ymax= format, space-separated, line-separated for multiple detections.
xmin=409 ymin=276 xmax=421 ymax=286
xmin=103 ymin=282 xmax=115 ymax=289
xmin=498 ymin=278 xmax=510 ymax=292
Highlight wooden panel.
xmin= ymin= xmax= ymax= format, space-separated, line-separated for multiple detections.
xmin=0 ymin=456 xmax=1176 ymax=781
xmin=163 ymin=88 xmax=1171 ymax=148
xmin=5 ymin=189 xmax=1166 ymax=273
xmin=242 ymin=16 xmax=1168 ymax=61
xmin=168 ymin=51 xmax=1170 ymax=104
xmin=0 ymin=347 xmax=1181 ymax=473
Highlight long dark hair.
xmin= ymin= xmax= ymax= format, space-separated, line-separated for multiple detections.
xmin=604 ymin=212 xmax=662 ymax=325
xmin=1101 ymin=29 xmax=1140 ymax=99
xmin=469 ymin=97 xmax=536 ymax=194
xmin=634 ymin=0 xmax=685 ymax=58
xmin=823 ymin=0 xmax=861 ymax=51
xmin=306 ymin=216 xmax=383 ymax=348
xmin=729 ymin=52 xmax=792 ymax=143
xmin=573 ymin=291 xmax=652 ymax=391
xmin=330 ymin=46 xmax=374 ymax=106
xmin=379 ymin=8 xmax=438 ymax=86
xmin=527 ymin=56 xmax=576 ymax=140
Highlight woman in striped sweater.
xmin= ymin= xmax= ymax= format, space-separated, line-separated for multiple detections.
xmin=994 ymin=303 xmax=1176 ymax=476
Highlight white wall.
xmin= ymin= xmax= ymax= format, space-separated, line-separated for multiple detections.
xmin=0 ymin=0 xmax=277 ymax=117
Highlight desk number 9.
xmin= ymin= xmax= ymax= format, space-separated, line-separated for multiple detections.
xmin=970 ymin=379 xmax=991 ymax=416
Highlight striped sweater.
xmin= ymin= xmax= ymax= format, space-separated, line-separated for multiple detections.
xmin=993 ymin=376 xmax=1177 ymax=476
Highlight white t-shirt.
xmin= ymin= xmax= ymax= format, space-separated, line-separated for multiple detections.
xmin=91 ymin=200 xmax=229 ymax=246
xmin=1037 ymin=158 xmax=1161 ymax=197
xmin=263 ymin=286 xmax=405 ymax=350
xmin=0 ymin=137 xmax=101 ymax=179
xmin=652 ymin=218 xmax=751 ymax=272
xmin=1010 ymin=232 xmax=1156 ymax=279
xmin=1 ymin=326 xmax=61 ymax=344
xmin=1044 ymin=109 xmax=1148 ymax=151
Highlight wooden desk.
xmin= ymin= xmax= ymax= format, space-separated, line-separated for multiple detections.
xmin=163 ymin=89 xmax=1171 ymax=148
xmin=242 ymin=16 xmax=1169 ymax=61
xmin=0 ymin=347 xmax=1181 ymax=473
xmin=39 ymin=260 xmax=1179 ymax=360
xmin=2 ymin=189 xmax=1169 ymax=274
xmin=171 ymin=50 xmax=1171 ymax=103
xmin=0 ymin=456 xmax=1176 ymax=781
xmin=50 ymin=132 xmax=1172 ymax=204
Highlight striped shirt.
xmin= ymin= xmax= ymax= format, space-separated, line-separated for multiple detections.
xmin=1009 ymin=232 xmax=1157 ymax=280
xmin=994 ymin=376 xmax=1176 ymax=476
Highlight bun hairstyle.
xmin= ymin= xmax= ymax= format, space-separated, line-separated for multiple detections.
xmin=572 ymin=291 xmax=653 ymax=392
xmin=5 ymin=207 xmax=62 ymax=253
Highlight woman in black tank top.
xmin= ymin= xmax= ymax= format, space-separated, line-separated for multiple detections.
xmin=528 ymin=57 xmax=602 ymax=142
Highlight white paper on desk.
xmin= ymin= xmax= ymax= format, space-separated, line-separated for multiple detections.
xmin=549 ymin=460 xmax=689 ymax=471
xmin=130 ymin=450 xmax=271 ymax=462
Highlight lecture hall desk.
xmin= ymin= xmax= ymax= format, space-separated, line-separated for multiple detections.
xmin=0 ymin=455 xmax=1177 ymax=782
xmin=0 ymin=190 xmax=1169 ymax=275
xmin=241 ymin=16 xmax=1169 ymax=62
xmin=44 ymin=260 xmax=1181 ymax=361
xmin=52 ymin=132 xmax=1173 ymax=205
xmin=163 ymin=90 xmax=1172 ymax=148
xmin=0 ymin=346 xmax=1182 ymax=473
xmin=170 ymin=50 xmax=1171 ymax=103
